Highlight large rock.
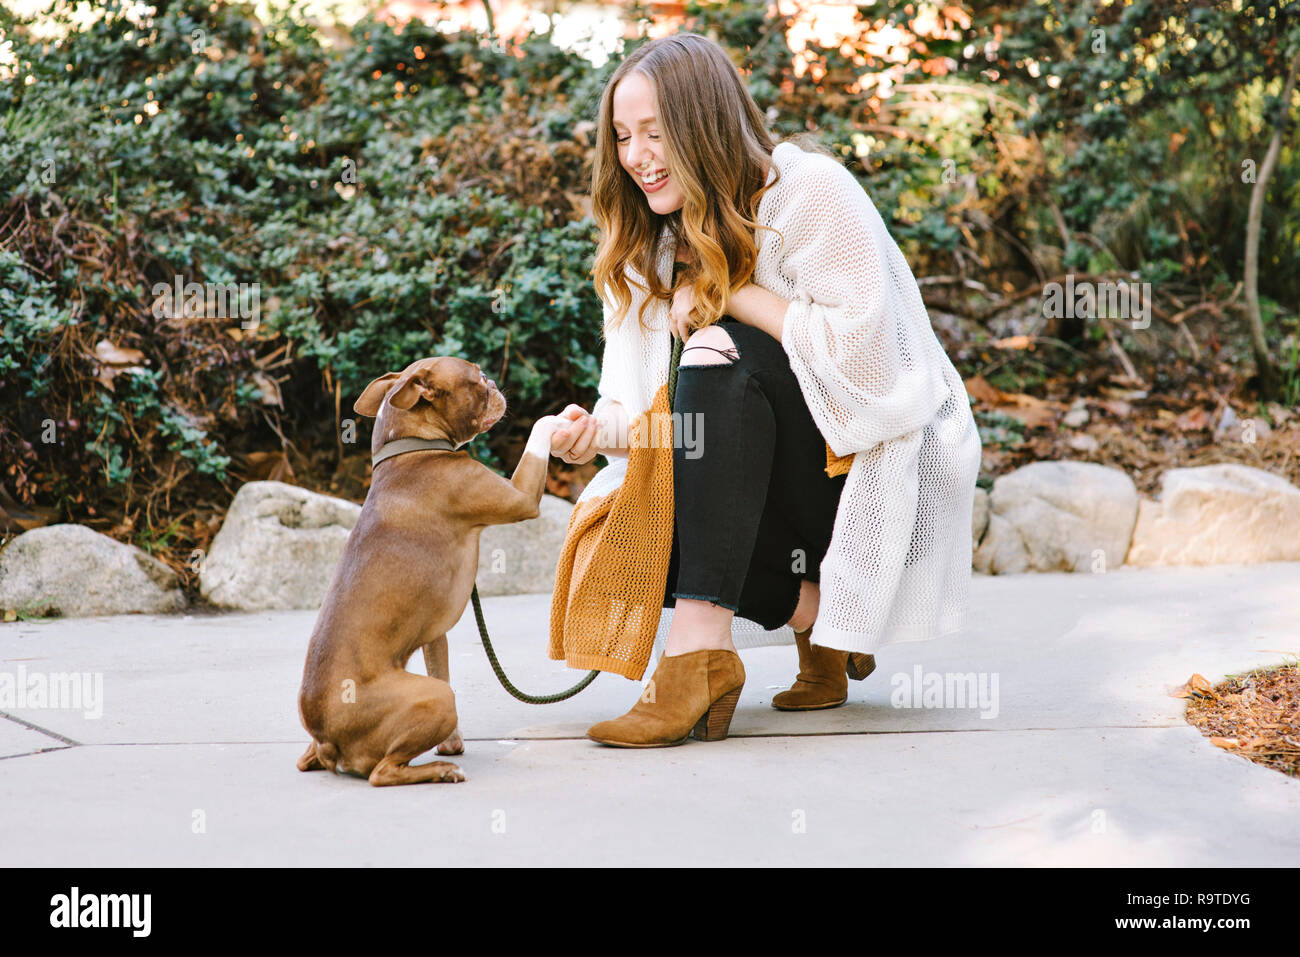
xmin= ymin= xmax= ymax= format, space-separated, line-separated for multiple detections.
xmin=972 ymin=486 xmax=990 ymax=547
xmin=475 ymin=493 xmax=573 ymax=596
xmin=1126 ymin=464 xmax=1300 ymax=566
xmin=0 ymin=524 xmax=186 ymax=618
xmin=973 ymin=461 xmax=1138 ymax=574
xmin=200 ymin=481 xmax=361 ymax=611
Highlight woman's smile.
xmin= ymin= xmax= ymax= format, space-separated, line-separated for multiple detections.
xmin=641 ymin=169 xmax=670 ymax=192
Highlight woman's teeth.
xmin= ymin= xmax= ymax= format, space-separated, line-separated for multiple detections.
xmin=642 ymin=170 xmax=668 ymax=185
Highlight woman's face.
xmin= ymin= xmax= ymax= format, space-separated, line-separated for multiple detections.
xmin=612 ymin=72 xmax=684 ymax=215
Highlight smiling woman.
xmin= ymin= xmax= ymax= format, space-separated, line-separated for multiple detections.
xmin=548 ymin=32 xmax=981 ymax=751
xmin=589 ymin=36 xmax=781 ymax=336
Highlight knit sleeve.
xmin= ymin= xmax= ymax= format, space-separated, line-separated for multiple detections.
xmin=592 ymin=283 xmax=635 ymax=421
xmin=776 ymin=158 xmax=952 ymax=457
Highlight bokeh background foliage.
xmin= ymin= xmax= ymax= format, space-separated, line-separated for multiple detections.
xmin=0 ymin=0 xmax=1297 ymax=574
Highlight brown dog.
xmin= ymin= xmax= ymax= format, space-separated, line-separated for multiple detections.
xmin=296 ymin=356 xmax=561 ymax=786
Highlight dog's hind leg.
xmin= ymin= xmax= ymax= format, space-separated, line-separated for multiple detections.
xmin=365 ymin=674 xmax=465 ymax=787
xmin=297 ymin=741 xmax=326 ymax=772
xmin=422 ymin=634 xmax=464 ymax=756
xmin=370 ymin=754 xmax=465 ymax=786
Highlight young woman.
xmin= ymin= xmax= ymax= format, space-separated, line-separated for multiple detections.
xmin=549 ymin=33 xmax=981 ymax=747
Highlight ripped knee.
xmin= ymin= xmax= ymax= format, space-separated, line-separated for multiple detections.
xmin=680 ymin=325 xmax=740 ymax=366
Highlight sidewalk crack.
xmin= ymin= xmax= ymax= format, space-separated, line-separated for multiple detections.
xmin=0 ymin=712 xmax=81 ymax=747
xmin=0 ymin=745 xmax=76 ymax=761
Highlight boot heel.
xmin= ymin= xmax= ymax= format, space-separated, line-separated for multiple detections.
xmin=692 ymin=688 xmax=742 ymax=742
xmin=846 ymin=653 xmax=876 ymax=681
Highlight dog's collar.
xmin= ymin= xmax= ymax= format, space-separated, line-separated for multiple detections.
xmin=372 ymin=436 xmax=462 ymax=468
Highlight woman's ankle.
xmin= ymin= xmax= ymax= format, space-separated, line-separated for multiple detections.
xmin=787 ymin=611 xmax=816 ymax=634
xmin=786 ymin=579 xmax=820 ymax=633
xmin=665 ymin=633 xmax=738 ymax=657
xmin=665 ymin=598 xmax=737 ymax=657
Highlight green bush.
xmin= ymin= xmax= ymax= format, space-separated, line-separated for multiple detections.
xmin=0 ymin=0 xmax=605 ymax=544
xmin=1 ymin=0 xmax=1295 ymax=567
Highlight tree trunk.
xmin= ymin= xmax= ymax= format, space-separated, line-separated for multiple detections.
xmin=1244 ymin=48 xmax=1300 ymax=402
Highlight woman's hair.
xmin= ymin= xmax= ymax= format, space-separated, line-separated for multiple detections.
xmin=590 ymin=32 xmax=816 ymax=334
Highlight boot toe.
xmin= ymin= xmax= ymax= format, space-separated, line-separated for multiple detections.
xmin=771 ymin=690 xmax=848 ymax=711
xmin=586 ymin=719 xmax=687 ymax=748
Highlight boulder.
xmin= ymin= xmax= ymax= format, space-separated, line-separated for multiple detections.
xmin=0 ymin=524 xmax=186 ymax=618
xmin=973 ymin=460 xmax=1138 ymax=574
xmin=475 ymin=493 xmax=573 ymax=596
xmin=1126 ymin=464 xmax=1300 ymax=566
xmin=200 ymin=481 xmax=360 ymax=611
xmin=972 ymin=486 xmax=989 ymax=547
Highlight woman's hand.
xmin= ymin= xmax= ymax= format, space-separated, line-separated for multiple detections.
xmin=669 ymin=281 xmax=704 ymax=342
xmin=550 ymin=403 xmax=601 ymax=465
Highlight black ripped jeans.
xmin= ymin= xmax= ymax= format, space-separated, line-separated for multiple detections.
xmin=662 ymin=316 xmax=848 ymax=631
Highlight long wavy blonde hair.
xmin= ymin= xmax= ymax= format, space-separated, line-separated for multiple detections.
xmin=591 ymin=33 xmax=808 ymax=334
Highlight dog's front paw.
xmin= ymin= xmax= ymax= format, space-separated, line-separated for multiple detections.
xmin=436 ymin=728 xmax=464 ymax=756
xmin=428 ymin=761 xmax=466 ymax=783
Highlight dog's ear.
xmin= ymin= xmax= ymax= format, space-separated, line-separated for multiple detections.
xmin=387 ymin=374 xmax=447 ymax=411
xmin=355 ymin=367 xmax=452 ymax=416
xmin=354 ymin=372 xmax=403 ymax=417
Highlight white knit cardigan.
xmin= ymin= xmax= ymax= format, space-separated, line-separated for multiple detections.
xmin=578 ymin=140 xmax=982 ymax=657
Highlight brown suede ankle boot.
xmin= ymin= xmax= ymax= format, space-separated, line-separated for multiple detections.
xmin=586 ymin=649 xmax=746 ymax=747
xmin=772 ymin=627 xmax=848 ymax=710
xmin=771 ymin=626 xmax=877 ymax=711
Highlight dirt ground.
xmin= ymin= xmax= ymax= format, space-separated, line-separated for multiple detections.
xmin=1180 ymin=665 xmax=1300 ymax=778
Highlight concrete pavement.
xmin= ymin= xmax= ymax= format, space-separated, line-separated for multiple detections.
xmin=1 ymin=562 xmax=1298 ymax=866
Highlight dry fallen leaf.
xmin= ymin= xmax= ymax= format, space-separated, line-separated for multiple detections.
xmin=990 ymin=334 xmax=1036 ymax=351
xmin=1171 ymin=673 xmax=1220 ymax=700
xmin=251 ymin=372 xmax=283 ymax=407
xmin=88 ymin=339 xmax=150 ymax=391
xmin=242 ymin=450 xmax=294 ymax=483
xmin=1174 ymin=407 xmax=1210 ymax=431
xmin=1189 ymin=673 xmax=1218 ymax=698
xmin=1210 ymin=736 xmax=1239 ymax=749
xmin=963 ymin=374 xmax=1068 ymax=429
xmin=1097 ymin=398 xmax=1133 ymax=417
xmin=1099 ymin=385 xmax=1147 ymax=401
xmin=964 ymin=375 xmax=1005 ymax=405
xmin=93 ymin=340 xmax=146 ymax=365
